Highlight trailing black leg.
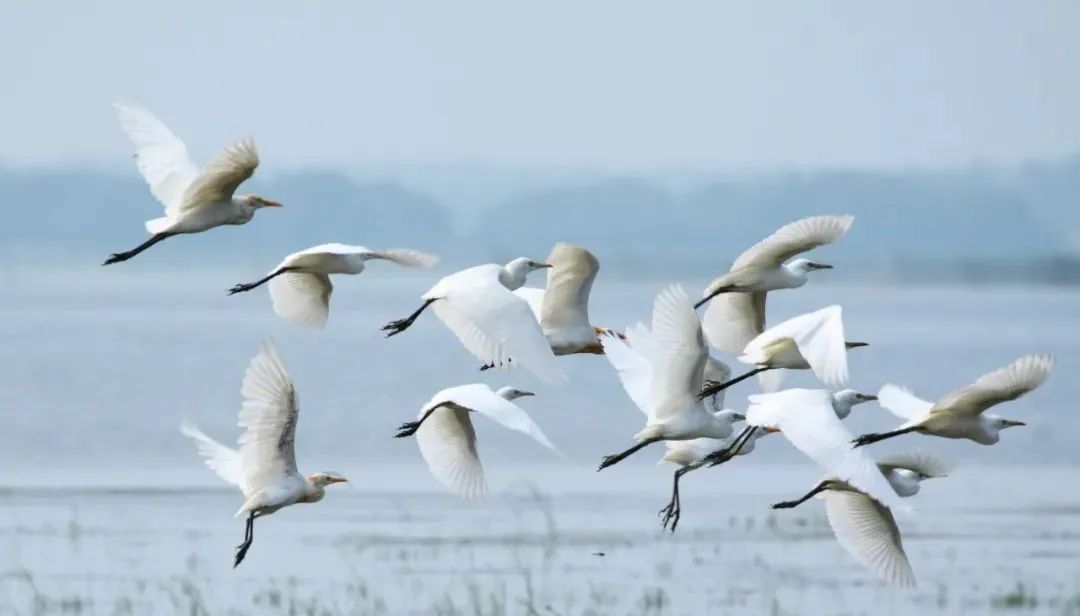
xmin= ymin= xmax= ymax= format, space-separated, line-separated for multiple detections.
xmin=852 ymin=426 xmax=919 ymax=448
xmin=597 ymin=437 xmax=661 ymax=471
xmin=234 ymin=512 xmax=256 ymax=568
xmin=692 ymin=286 xmax=737 ymax=310
xmin=228 ymin=267 xmax=295 ymax=295
xmin=394 ymin=402 xmax=451 ymax=438
xmin=704 ymin=426 xmax=759 ymax=467
xmin=659 ymin=466 xmax=693 ymax=532
xmin=697 ymin=367 xmax=772 ymax=400
xmin=771 ymin=480 xmax=833 ymax=510
xmin=382 ymin=298 xmax=436 ymax=337
xmin=102 ymin=232 xmax=174 ymax=266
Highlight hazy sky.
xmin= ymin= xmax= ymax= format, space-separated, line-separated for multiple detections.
xmin=2 ymin=1 xmax=1078 ymax=171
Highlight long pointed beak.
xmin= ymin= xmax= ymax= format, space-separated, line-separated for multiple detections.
xmin=328 ymin=477 xmax=349 ymax=484
xmin=1003 ymin=420 xmax=1026 ymax=428
xmin=262 ymin=199 xmax=283 ymax=208
xmin=812 ymin=262 xmax=833 ymax=270
xmin=861 ymin=395 xmax=879 ymax=402
xmin=539 ymin=263 xmax=553 ymax=269
xmin=845 ymin=341 xmax=870 ymax=349
xmin=732 ymin=413 xmax=747 ymax=421
xmin=518 ymin=391 xmax=536 ymax=397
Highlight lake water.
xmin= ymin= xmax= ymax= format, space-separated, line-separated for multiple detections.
xmin=1 ymin=266 xmax=1078 ymax=614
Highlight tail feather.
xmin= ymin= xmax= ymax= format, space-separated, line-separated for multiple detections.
xmin=145 ymin=217 xmax=174 ymax=234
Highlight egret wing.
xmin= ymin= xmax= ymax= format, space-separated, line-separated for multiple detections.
xmin=539 ymin=243 xmax=598 ymax=333
xmin=600 ymin=331 xmax=654 ymax=417
xmin=747 ymin=388 xmax=907 ymax=512
xmin=513 ymin=287 xmax=546 ymax=323
xmin=180 ymin=422 xmax=245 ymax=492
xmin=449 ymin=384 xmax=560 ymax=454
xmin=432 ymin=280 xmax=567 ymax=385
xmin=932 ymin=354 xmax=1053 ymax=416
xmin=269 ymin=273 xmax=333 ymax=329
xmin=702 ymin=291 xmax=766 ymax=354
xmin=649 ymin=285 xmax=708 ymax=421
xmin=825 ymin=490 xmax=916 ymax=587
xmin=734 ymin=214 xmax=854 ymax=268
xmin=877 ymin=384 xmax=933 ymax=422
xmin=115 ymin=99 xmax=199 ymax=215
xmin=363 ymin=247 xmax=440 ymax=268
xmin=237 ymin=340 xmax=301 ymax=496
xmin=744 ymin=305 xmax=848 ymax=386
xmin=181 ymin=137 xmax=259 ymax=209
xmin=416 ymin=405 xmax=487 ymax=499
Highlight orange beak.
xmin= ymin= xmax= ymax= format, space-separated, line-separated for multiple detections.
xmin=328 ymin=476 xmax=348 ymax=484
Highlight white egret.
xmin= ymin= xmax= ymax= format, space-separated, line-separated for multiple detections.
xmin=596 ymin=285 xmax=740 ymax=471
xmin=710 ymin=388 xmax=906 ymax=514
xmin=854 ymin=354 xmax=1053 ymax=448
xmin=695 ymin=214 xmax=853 ymax=317
xmin=698 ymin=305 xmax=868 ymax=400
xmin=227 ymin=243 xmax=439 ymax=328
xmin=771 ymin=451 xmax=953 ymax=587
xmin=104 ymin=100 xmax=281 ymax=265
xmin=513 ymin=242 xmax=618 ymax=355
xmin=180 ymin=340 xmax=347 ymax=568
xmin=395 ymin=384 xmax=559 ymax=499
xmin=381 ymin=258 xmax=567 ymax=385
xmin=669 ymin=388 xmax=875 ymax=530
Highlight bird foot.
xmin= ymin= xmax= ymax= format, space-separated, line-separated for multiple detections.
xmin=479 ymin=362 xmax=494 ymax=371
xmin=102 ymin=252 xmax=130 ymax=266
xmin=658 ymin=502 xmax=681 ymax=532
xmin=394 ymin=421 xmax=421 ymax=438
xmin=381 ymin=318 xmax=413 ymax=337
xmin=597 ymin=454 xmax=622 ymax=472
xmin=851 ymin=434 xmax=878 ymax=448
xmin=228 ymin=282 xmax=257 ymax=295
xmin=234 ymin=541 xmax=252 ymax=568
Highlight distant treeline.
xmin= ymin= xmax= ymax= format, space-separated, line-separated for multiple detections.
xmin=2 ymin=158 xmax=1078 ymax=281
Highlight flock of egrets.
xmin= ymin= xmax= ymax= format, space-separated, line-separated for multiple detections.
xmin=105 ymin=101 xmax=1053 ymax=585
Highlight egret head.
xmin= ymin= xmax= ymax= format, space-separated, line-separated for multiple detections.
xmin=307 ymin=471 xmax=349 ymax=488
xmin=505 ymin=257 xmax=552 ymax=273
xmin=995 ymin=417 xmax=1027 ymax=431
xmin=787 ymin=258 xmax=833 ymax=276
xmin=496 ymin=386 xmax=535 ymax=401
xmin=831 ymin=389 xmax=878 ymax=418
xmin=237 ymin=193 xmax=283 ymax=209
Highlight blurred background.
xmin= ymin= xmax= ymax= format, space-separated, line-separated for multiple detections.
xmin=2 ymin=2 xmax=1078 ymax=614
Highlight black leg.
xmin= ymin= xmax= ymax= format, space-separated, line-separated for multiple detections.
xmin=102 ymin=233 xmax=174 ymax=266
xmin=704 ymin=426 xmax=759 ymax=467
xmin=394 ymin=402 xmax=450 ymax=438
xmin=692 ymin=285 xmax=737 ymax=310
xmin=697 ymin=367 xmax=772 ymax=400
xmin=597 ymin=438 xmax=661 ymax=471
xmin=852 ymin=426 xmax=919 ymax=448
xmin=234 ymin=512 xmax=255 ymax=568
xmin=659 ymin=466 xmax=692 ymax=532
xmin=771 ymin=480 xmax=833 ymax=510
xmin=228 ymin=267 xmax=294 ymax=295
xmin=382 ymin=298 xmax=437 ymax=337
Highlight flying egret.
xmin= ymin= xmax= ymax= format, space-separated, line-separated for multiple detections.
xmin=853 ymin=354 xmax=1053 ymax=448
xmin=381 ymin=258 xmax=567 ymax=385
xmin=513 ymin=242 xmax=620 ymax=355
xmin=771 ymin=451 xmax=953 ymax=587
xmin=596 ymin=285 xmax=740 ymax=471
xmin=104 ymin=100 xmax=281 ymax=265
xmin=707 ymin=388 xmax=905 ymax=515
xmin=395 ymin=384 xmax=559 ymax=499
xmin=180 ymin=340 xmax=347 ymax=568
xmin=227 ymin=243 xmax=439 ymax=328
xmin=695 ymin=214 xmax=853 ymax=314
xmin=697 ymin=305 xmax=867 ymax=400
xmin=664 ymin=388 xmax=875 ymax=531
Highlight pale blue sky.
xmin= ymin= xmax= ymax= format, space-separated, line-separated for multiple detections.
xmin=2 ymin=1 xmax=1078 ymax=171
